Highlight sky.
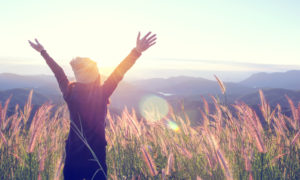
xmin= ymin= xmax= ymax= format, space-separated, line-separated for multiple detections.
xmin=0 ymin=0 xmax=299 ymax=80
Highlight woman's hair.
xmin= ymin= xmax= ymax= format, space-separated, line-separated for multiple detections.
xmin=70 ymin=57 xmax=99 ymax=83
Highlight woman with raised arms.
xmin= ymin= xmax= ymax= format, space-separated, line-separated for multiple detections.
xmin=29 ymin=32 xmax=156 ymax=180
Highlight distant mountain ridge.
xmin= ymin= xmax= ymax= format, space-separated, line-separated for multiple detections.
xmin=132 ymin=76 xmax=254 ymax=96
xmin=1 ymin=72 xmax=300 ymax=123
xmin=240 ymin=70 xmax=300 ymax=90
xmin=0 ymin=73 xmax=60 ymax=95
xmin=238 ymin=88 xmax=300 ymax=107
xmin=0 ymin=88 xmax=50 ymax=108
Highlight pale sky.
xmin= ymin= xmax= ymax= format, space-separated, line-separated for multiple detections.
xmin=0 ymin=0 xmax=299 ymax=78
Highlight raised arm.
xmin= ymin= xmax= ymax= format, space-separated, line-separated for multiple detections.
xmin=103 ymin=32 xmax=157 ymax=98
xmin=28 ymin=39 xmax=69 ymax=97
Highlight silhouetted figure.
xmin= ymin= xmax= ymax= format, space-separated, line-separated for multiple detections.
xmin=29 ymin=32 xmax=156 ymax=180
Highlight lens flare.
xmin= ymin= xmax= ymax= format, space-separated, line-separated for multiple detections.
xmin=167 ymin=120 xmax=180 ymax=132
xmin=139 ymin=95 xmax=169 ymax=122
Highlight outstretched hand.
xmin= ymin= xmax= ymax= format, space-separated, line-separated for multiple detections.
xmin=28 ymin=39 xmax=45 ymax=53
xmin=135 ymin=32 xmax=157 ymax=53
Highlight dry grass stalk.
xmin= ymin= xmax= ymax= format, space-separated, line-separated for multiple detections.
xmin=166 ymin=153 xmax=174 ymax=175
xmin=161 ymin=169 xmax=166 ymax=180
xmin=0 ymin=129 xmax=8 ymax=146
xmin=211 ymin=96 xmax=223 ymax=131
xmin=216 ymin=150 xmax=232 ymax=180
xmin=270 ymin=153 xmax=288 ymax=165
xmin=53 ymin=155 xmax=64 ymax=180
xmin=200 ymin=109 xmax=210 ymax=128
xmin=0 ymin=97 xmax=11 ymax=129
xmin=259 ymin=90 xmax=271 ymax=123
xmin=286 ymin=96 xmax=299 ymax=129
xmin=291 ymin=130 xmax=300 ymax=146
xmin=197 ymin=176 xmax=203 ymax=180
xmin=175 ymin=143 xmax=193 ymax=159
xmin=214 ymin=75 xmax=226 ymax=94
xmin=202 ymin=96 xmax=210 ymax=114
xmin=241 ymin=105 xmax=266 ymax=153
xmin=159 ymin=137 xmax=168 ymax=156
xmin=141 ymin=146 xmax=158 ymax=176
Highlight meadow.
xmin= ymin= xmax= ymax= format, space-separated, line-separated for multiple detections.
xmin=0 ymin=88 xmax=299 ymax=179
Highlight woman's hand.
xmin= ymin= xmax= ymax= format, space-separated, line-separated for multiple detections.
xmin=135 ymin=32 xmax=157 ymax=53
xmin=28 ymin=39 xmax=45 ymax=53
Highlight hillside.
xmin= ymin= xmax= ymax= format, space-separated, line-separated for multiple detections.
xmin=132 ymin=76 xmax=255 ymax=96
xmin=238 ymin=88 xmax=300 ymax=108
xmin=240 ymin=70 xmax=300 ymax=90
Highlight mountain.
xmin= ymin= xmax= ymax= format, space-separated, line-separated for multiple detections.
xmin=0 ymin=73 xmax=157 ymax=113
xmin=0 ymin=73 xmax=61 ymax=95
xmin=238 ymin=88 xmax=300 ymax=108
xmin=0 ymin=88 xmax=52 ymax=118
xmin=132 ymin=76 xmax=255 ymax=96
xmin=1 ymin=73 xmax=300 ymax=124
xmin=240 ymin=70 xmax=300 ymax=90
xmin=0 ymin=88 xmax=50 ymax=108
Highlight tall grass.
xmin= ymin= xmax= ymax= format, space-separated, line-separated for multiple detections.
xmin=0 ymin=90 xmax=299 ymax=179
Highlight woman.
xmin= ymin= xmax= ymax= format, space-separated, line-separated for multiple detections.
xmin=29 ymin=32 xmax=156 ymax=180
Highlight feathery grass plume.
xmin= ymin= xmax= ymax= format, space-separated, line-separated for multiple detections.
xmin=274 ymin=113 xmax=289 ymax=142
xmin=8 ymin=151 xmax=24 ymax=165
xmin=241 ymin=104 xmax=266 ymax=153
xmin=252 ymin=108 xmax=264 ymax=134
xmin=140 ymin=146 xmax=158 ymax=176
xmin=178 ymin=117 xmax=189 ymax=135
xmin=216 ymin=149 xmax=233 ymax=180
xmin=23 ymin=90 xmax=33 ymax=124
xmin=27 ymin=105 xmax=52 ymax=153
xmin=276 ymin=106 xmax=289 ymax=133
xmin=273 ymin=117 xmax=285 ymax=138
xmin=37 ymin=152 xmax=46 ymax=178
xmin=214 ymin=75 xmax=226 ymax=94
xmin=270 ymin=153 xmax=288 ymax=165
xmin=166 ymin=153 xmax=174 ymax=175
xmin=259 ymin=90 xmax=271 ymax=124
xmin=54 ymin=155 xmax=64 ymax=180
xmin=175 ymin=143 xmax=193 ymax=159
xmin=297 ymin=102 xmax=300 ymax=129
xmin=124 ymin=108 xmax=141 ymax=136
xmin=291 ymin=130 xmax=300 ymax=146
xmin=161 ymin=169 xmax=166 ymax=180
xmin=286 ymin=95 xmax=299 ymax=129
xmin=9 ymin=115 xmax=23 ymax=140
xmin=0 ymin=129 xmax=8 ymax=146
xmin=210 ymin=95 xmax=223 ymax=131
xmin=200 ymin=109 xmax=210 ymax=128
xmin=106 ymin=111 xmax=116 ymax=135
xmin=205 ymin=152 xmax=214 ymax=169
xmin=202 ymin=96 xmax=210 ymax=114
xmin=0 ymin=102 xmax=4 ymax=129
xmin=197 ymin=176 xmax=203 ymax=180
xmin=0 ymin=103 xmax=2 ymax=127
xmin=250 ymin=124 xmax=266 ymax=153
xmin=1 ymin=84 xmax=300 ymax=179
xmin=220 ymin=105 xmax=234 ymax=125
xmin=0 ymin=97 xmax=11 ymax=129
xmin=244 ymin=153 xmax=252 ymax=172
xmin=159 ymin=136 xmax=169 ymax=156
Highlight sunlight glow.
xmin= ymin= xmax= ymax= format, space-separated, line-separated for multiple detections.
xmin=139 ymin=95 xmax=169 ymax=122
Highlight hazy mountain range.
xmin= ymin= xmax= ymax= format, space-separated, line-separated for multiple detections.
xmin=1 ymin=70 xmax=300 ymax=122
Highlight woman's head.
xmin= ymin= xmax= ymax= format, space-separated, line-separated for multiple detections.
xmin=70 ymin=57 xmax=99 ymax=83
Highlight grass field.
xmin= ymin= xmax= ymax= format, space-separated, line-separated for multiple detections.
xmin=0 ymin=90 xmax=299 ymax=179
